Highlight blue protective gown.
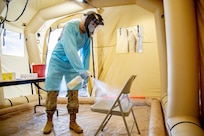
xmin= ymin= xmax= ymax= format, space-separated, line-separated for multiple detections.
xmin=45 ymin=20 xmax=90 ymax=91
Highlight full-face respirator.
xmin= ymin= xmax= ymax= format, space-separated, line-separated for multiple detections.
xmin=83 ymin=11 xmax=104 ymax=37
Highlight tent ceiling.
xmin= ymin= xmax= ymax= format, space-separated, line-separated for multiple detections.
xmin=0 ymin=0 xmax=136 ymax=32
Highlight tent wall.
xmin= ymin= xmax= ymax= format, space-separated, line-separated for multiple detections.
xmin=0 ymin=32 xmax=32 ymax=104
xmin=1 ymin=55 xmax=31 ymax=98
xmin=93 ymin=5 xmax=160 ymax=97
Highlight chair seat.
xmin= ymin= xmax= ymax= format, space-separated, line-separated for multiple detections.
xmin=91 ymin=99 xmax=133 ymax=116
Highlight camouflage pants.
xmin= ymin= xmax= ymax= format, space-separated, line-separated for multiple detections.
xmin=45 ymin=90 xmax=79 ymax=114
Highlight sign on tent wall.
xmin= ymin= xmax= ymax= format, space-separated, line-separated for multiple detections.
xmin=116 ymin=25 xmax=142 ymax=53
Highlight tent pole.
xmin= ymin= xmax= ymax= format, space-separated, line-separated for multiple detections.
xmin=91 ymin=37 xmax=95 ymax=78
xmin=89 ymin=37 xmax=95 ymax=96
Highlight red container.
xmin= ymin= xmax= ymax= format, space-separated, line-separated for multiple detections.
xmin=32 ymin=64 xmax=46 ymax=77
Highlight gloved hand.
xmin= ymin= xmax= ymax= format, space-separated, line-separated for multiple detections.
xmin=82 ymin=80 xmax=87 ymax=88
xmin=79 ymin=71 xmax=90 ymax=84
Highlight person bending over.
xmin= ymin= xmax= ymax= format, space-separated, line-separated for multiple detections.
xmin=43 ymin=11 xmax=104 ymax=134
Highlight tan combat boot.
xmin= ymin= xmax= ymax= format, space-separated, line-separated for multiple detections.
xmin=43 ymin=111 xmax=54 ymax=134
xmin=69 ymin=113 xmax=83 ymax=134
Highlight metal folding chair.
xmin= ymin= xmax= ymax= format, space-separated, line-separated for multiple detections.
xmin=91 ymin=75 xmax=140 ymax=136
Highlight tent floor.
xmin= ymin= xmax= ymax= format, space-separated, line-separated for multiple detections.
xmin=0 ymin=99 xmax=150 ymax=136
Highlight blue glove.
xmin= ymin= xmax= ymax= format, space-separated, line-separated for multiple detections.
xmin=80 ymin=71 xmax=90 ymax=84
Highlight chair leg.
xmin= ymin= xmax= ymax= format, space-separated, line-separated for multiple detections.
xmin=95 ymin=113 xmax=112 ymax=136
xmin=101 ymin=114 xmax=112 ymax=131
xmin=131 ymin=110 xmax=140 ymax=134
xmin=121 ymin=115 xmax=131 ymax=136
xmin=118 ymin=101 xmax=131 ymax=136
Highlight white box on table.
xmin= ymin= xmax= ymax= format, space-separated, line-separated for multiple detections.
xmin=20 ymin=73 xmax=38 ymax=79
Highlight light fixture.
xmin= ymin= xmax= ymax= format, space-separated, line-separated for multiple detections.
xmin=76 ymin=0 xmax=89 ymax=3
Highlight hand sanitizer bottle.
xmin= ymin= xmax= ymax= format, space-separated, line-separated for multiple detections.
xmin=67 ymin=76 xmax=83 ymax=89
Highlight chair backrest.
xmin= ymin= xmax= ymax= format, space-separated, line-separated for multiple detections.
xmin=121 ymin=75 xmax=137 ymax=94
xmin=111 ymin=75 xmax=137 ymax=113
xmin=112 ymin=75 xmax=136 ymax=105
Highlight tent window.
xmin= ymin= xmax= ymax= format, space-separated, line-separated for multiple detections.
xmin=1 ymin=29 xmax=24 ymax=57
xmin=46 ymin=28 xmax=63 ymax=67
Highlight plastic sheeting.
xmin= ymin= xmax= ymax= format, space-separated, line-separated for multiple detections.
xmin=0 ymin=99 xmax=151 ymax=136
